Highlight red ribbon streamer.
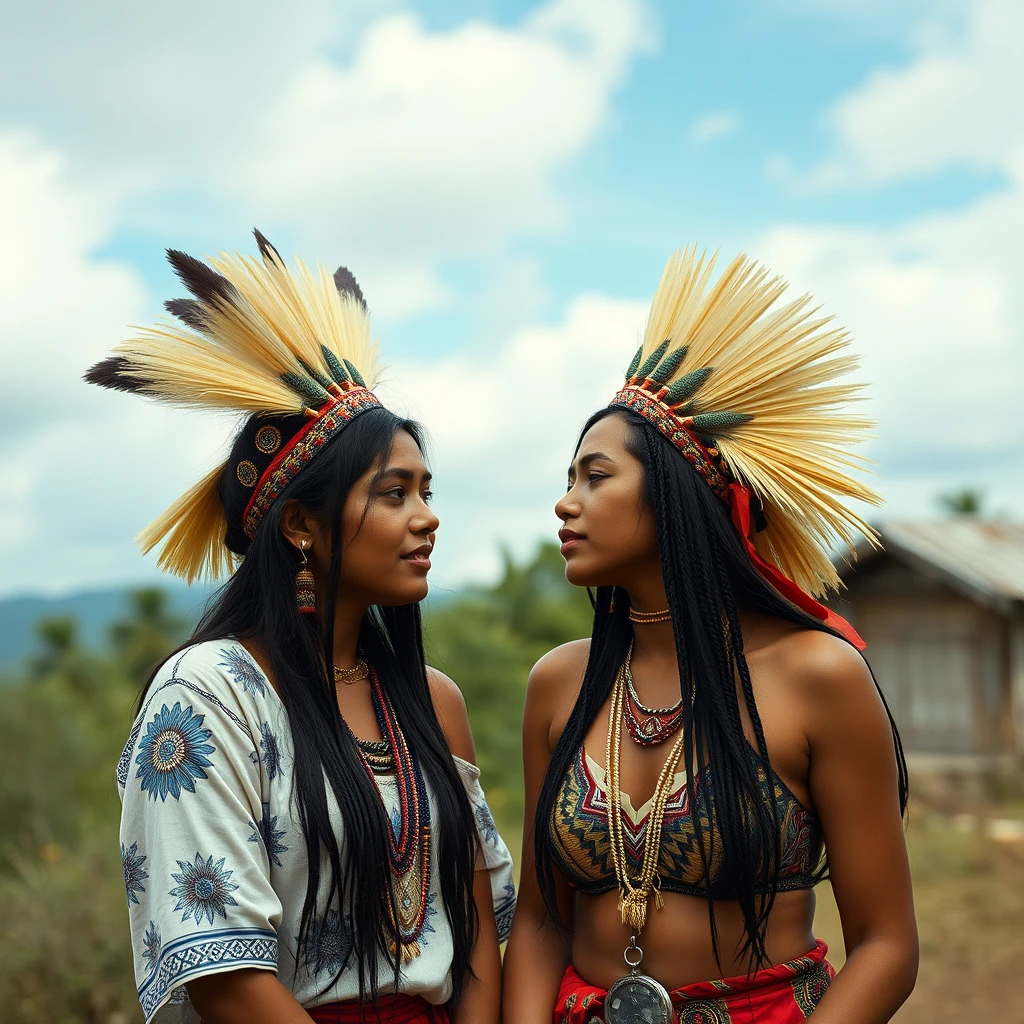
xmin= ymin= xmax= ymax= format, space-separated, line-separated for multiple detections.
xmin=726 ymin=482 xmax=865 ymax=651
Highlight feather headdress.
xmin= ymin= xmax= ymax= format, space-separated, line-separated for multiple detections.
xmin=85 ymin=231 xmax=384 ymax=584
xmin=610 ymin=247 xmax=880 ymax=644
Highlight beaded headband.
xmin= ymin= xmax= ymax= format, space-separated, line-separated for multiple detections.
xmin=85 ymin=230 xmax=384 ymax=583
xmin=608 ymin=247 xmax=882 ymax=649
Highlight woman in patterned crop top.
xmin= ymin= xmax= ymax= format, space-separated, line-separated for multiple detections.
xmin=88 ymin=237 xmax=513 ymax=1024
xmin=504 ymin=249 xmax=918 ymax=1024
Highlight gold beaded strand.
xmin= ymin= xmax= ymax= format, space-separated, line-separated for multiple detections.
xmin=606 ymin=644 xmax=687 ymax=934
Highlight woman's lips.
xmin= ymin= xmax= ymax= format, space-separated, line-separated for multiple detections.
xmin=401 ymin=548 xmax=432 ymax=570
xmin=558 ymin=531 xmax=585 ymax=556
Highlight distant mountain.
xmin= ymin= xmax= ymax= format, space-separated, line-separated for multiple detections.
xmin=0 ymin=582 xmax=460 ymax=668
xmin=0 ymin=584 xmax=213 ymax=667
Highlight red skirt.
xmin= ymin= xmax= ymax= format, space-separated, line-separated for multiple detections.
xmin=307 ymin=995 xmax=449 ymax=1023
xmin=555 ymin=939 xmax=834 ymax=1023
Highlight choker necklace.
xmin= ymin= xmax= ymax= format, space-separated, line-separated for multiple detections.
xmin=333 ymin=658 xmax=369 ymax=685
xmin=628 ymin=607 xmax=671 ymax=624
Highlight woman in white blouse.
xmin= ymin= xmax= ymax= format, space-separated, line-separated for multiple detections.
xmin=90 ymin=236 xmax=514 ymax=1024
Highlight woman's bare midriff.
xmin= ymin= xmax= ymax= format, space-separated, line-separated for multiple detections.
xmin=571 ymin=886 xmax=817 ymax=990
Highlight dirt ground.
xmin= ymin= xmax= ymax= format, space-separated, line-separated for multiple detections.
xmin=813 ymin=807 xmax=1024 ymax=1022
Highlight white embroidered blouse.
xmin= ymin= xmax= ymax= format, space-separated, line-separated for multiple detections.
xmin=117 ymin=639 xmax=516 ymax=1023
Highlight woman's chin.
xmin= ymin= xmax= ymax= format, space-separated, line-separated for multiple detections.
xmin=374 ymin=581 xmax=430 ymax=607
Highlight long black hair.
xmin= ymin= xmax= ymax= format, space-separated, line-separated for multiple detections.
xmin=145 ymin=406 xmax=478 ymax=1003
xmin=535 ymin=407 xmax=908 ymax=970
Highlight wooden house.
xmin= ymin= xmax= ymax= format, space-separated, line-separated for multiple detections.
xmin=831 ymin=521 xmax=1024 ymax=767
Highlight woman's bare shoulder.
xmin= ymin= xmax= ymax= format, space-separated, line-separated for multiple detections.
xmin=527 ymin=638 xmax=591 ymax=697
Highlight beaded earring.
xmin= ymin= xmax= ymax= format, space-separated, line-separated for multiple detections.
xmin=296 ymin=540 xmax=316 ymax=614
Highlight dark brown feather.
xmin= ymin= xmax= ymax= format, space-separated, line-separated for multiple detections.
xmin=333 ymin=266 xmax=367 ymax=311
xmin=83 ymin=356 xmax=147 ymax=393
xmin=253 ymin=228 xmax=282 ymax=265
xmin=164 ymin=298 xmax=209 ymax=332
xmin=165 ymin=249 xmax=236 ymax=307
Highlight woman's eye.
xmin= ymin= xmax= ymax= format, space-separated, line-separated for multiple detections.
xmin=423 ymin=490 xmax=434 ymax=504
xmin=385 ymin=487 xmax=405 ymax=500
xmin=588 ymin=472 xmax=607 ymax=484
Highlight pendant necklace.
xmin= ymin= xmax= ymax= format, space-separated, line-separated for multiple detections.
xmin=604 ymin=644 xmax=683 ymax=1023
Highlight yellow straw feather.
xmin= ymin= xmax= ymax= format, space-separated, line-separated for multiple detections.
xmin=136 ymin=463 xmax=232 ymax=585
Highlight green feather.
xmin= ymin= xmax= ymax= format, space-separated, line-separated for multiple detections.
xmin=689 ymin=410 xmax=753 ymax=433
xmin=298 ymin=359 xmax=334 ymax=392
xmin=281 ymin=372 xmax=331 ymax=407
xmin=635 ymin=340 xmax=670 ymax=380
xmin=649 ymin=345 xmax=688 ymax=384
xmin=665 ymin=366 xmax=713 ymax=405
xmin=320 ymin=345 xmax=351 ymax=385
xmin=625 ymin=345 xmax=644 ymax=379
xmin=343 ymin=359 xmax=367 ymax=388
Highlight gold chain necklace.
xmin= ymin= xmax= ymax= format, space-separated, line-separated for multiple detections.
xmin=606 ymin=645 xmax=686 ymax=934
xmin=333 ymin=658 xmax=369 ymax=685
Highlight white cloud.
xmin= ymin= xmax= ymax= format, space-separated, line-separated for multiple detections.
xmin=757 ymin=0 xmax=1024 ymax=519
xmin=688 ymin=110 xmax=740 ymax=148
xmin=227 ymin=0 xmax=654 ymax=308
xmin=376 ymin=294 xmax=647 ymax=585
xmin=0 ymin=131 xmax=235 ymax=596
xmin=801 ymin=0 xmax=1021 ymax=190
xmin=1 ymin=0 xmax=653 ymax=322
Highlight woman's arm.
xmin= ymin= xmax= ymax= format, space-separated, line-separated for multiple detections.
xmin=427 ymin=668 xmax=503 ymax=1024
xmin=502 ymin=647 xmax=581 ymax=1024
xmin=793 ymin=633 xmax=918 ymax=1022
xmin=188 ymin=969 xmax=313 ymax=1024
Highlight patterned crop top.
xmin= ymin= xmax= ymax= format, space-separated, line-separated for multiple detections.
xmin=547 ymin=743 xmax=823 ymax=899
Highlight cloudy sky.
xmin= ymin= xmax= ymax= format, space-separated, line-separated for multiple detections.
xmin=1 ymin=0 xmax=1021 ymax=598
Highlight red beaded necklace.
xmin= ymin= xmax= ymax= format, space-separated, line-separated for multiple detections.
xmin=623 ymin=660 xmax=684 ymax=746
xmin=355 ymin=668 xmax=433 ymax=961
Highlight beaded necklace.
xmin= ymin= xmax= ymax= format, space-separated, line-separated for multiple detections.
xmin=356 ymin=668 xmax=432 ymax=961
xmin=623 ymin=661 xmax=683 ymax=746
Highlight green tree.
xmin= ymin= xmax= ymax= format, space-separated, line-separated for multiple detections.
xmin=938 ymin=488 xmax=984 ymax=516
xmin=108 ymin=587 xmax=187 ymax=683
xmin=425 ymin=542 xmax=593 ymax=822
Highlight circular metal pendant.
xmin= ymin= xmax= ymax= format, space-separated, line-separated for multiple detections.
xmin=605 ymin=972 xmax=673 ymax=1024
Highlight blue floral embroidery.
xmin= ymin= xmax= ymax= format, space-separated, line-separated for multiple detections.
xmin=248 ymin=803 xmax=289 ymax=867
xmin=298 ymin=909 xmax=353 ymax=977
xmin=474 ymin=801 xmax=499 ymax=846
xmin=122 ymin=841 xmax=149 ymax=906
xmin=219 ymin=646 xmax=267 ymax=697
xmin=389 ymin=805 xmax=403 ymax=842
xmin=135 ymin=701 xmax=216 ymax=801
xmin=142 ymin=921 xmax=162 ymax=975
xmin=258 ymin=721 xmax=283 ymax=781
xmin=170 ymin=853 xmax=240 ymax=925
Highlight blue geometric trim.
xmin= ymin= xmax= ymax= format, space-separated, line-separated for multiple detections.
xmin=494 ymin=884 xmax=517 ymax=945
xmin=118 ymin=719 xmax=143 ymax=790
xmin=137 ymin=926 xmax=277 ymax=1021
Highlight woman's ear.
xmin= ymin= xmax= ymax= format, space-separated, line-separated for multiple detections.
xmin=279 ymin=499 xmax=318 ymax=555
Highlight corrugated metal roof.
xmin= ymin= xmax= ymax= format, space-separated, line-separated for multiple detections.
xmin=851 ymin=520 xmax=1024 ymax=605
